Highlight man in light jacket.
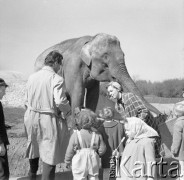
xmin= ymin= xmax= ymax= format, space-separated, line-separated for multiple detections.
xmin=24 ymin=51 xmax=71 ymax=180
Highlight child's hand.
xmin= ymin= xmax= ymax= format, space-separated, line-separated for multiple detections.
xmin=112 ymin=149 xmax=117 ymax=156
xmin=112 ymin=149 xmax=120 ymax=157
xmin=171 ymin=149 xmax=178 ymax=157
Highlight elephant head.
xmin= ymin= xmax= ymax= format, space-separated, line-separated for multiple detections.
xmin=80 ymin=33 xmax=161 ymax=115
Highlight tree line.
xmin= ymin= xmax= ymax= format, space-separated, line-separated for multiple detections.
xmin=135 ymin=78 xmax=184 ymax=98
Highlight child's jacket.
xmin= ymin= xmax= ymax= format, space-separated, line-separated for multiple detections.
xmin=171 ymin=116 xmax=184 ymax=160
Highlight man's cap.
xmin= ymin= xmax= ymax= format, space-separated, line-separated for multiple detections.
xmin=107 ymin=81 xmax=122 ymax=91
xmin=0 ymin=78 xmax=8 ymax=87
xmin=174 ymin=103 xmax=184 ymax=116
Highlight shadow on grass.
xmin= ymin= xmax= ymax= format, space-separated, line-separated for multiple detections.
xmin=4 ymin=106 xmax=25 ymax=124
xmin=3 ymin=106 xmax=26 ymax=138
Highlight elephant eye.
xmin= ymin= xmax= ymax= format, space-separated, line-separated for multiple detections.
xmin=102 ymin=53 xmax=108 ymax=60
xmin=102 ymin=63 xmax=108 ymax=68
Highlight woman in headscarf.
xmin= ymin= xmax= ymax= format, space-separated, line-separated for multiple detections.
xmin=117 ymin=117 xmax=159 ymax=180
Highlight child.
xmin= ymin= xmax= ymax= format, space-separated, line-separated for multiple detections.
xmin=117 ymin=117 xmax=158 ymax=180
xmin=98 ymin=107 xmax=125 ymax=168
xmin=64 ymin=108 xmax=106 ymax=180
xmin=0 ymin=78 xmax=10 ymax=179
xmin=171 ymin=103 xmax=184 ymax=180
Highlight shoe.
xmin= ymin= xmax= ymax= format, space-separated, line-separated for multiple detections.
xmin=5 ymin=124 xmax=12 ymax=129
xmin=28 ymin=171 xmax=37 ymax=180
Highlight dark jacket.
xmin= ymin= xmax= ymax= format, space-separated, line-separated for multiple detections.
xmin=0 ymin=101 xmax=9 ymax=145
xmin=98 ymin=121 xmax=125 ymax=168
xmin=171 ymin=116 xmax=184 ymax=160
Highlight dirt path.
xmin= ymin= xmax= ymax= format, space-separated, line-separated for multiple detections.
xmin=8 ymin=136 xmax=66 ymax=177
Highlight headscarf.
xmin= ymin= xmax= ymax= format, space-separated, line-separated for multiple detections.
xmin=173 ymin=103 xmax=184 ymax=117
xmin=126 ymin=117 xmax=159 ymax=140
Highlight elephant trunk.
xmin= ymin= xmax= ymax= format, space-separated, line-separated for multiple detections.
xmin=110 ymin=62 xmax=161 ymax=115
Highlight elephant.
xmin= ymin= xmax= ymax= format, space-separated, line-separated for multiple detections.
xmin=35 ymin=33 xmax=161 ymax=119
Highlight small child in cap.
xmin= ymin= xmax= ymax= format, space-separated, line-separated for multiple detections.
xmin=171 ymin=103 xmax=184 ymax=180
xmin=64 ymin=108 xmax=106 ymax=180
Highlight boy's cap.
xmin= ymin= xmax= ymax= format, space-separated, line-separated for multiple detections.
xmin=0 ymin=78 xmax=8 ymax=87
xmin=107 ymin=81 xmax=122 ymax=91
xmin=174 ymin=103 xmax=184 ymax=116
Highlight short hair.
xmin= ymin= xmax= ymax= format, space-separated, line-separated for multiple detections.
xmin=44 ymin=51 xmax=63 ymax=66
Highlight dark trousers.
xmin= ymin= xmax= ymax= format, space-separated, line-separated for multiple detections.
xmin=29 ymin=158 xmax=56 ymax=180
xmin=0 ymin=145 xmax=9 ymax=180
xmin=42 ymin=162 xmax=56 ymax=180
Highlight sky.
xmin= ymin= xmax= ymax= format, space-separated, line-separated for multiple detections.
xmin=0 ymin=0 xmax=183 ymax=82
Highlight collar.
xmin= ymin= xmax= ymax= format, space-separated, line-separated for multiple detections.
xmin=103 ymin=121 xmax=118 ymax=128
xmin=42 ymin=66 xmax=55 ymax=73
xmin=177 ymin=116 xmax=184 ymax=121
xmin=132 ymin=138 xmax=141 ymax=143
xmin=117 ymin=92 xmax=124 ymax=104
xmin=127 ymin=138 xmax=142 ymax=144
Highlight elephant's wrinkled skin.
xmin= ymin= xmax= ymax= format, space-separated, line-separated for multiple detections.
xmin=35 ymin=33 xmax=161 ymax=118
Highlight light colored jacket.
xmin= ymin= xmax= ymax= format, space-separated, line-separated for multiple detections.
xmin=117 ymin=117 xmax=158 ymax=180
xmin=171 ymin=116 xmax=184 ymax=160
xmin=25 ymin=66 xmax=70 ymax=115
xmin=24 ymin=66 xmax=70 ymax=165
xmin=117 ymin=138 xmax=157 ymax=180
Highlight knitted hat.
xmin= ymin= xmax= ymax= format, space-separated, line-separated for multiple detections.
xmin=99 ymin=107 xmax=114 ymax=119
xmin=0 ymin=78 xmax=8 ymax=87
xmin=173 ymin=103 xmax=184 ymax=116
xmin=108 ymin=81 xmax=122 ymax=91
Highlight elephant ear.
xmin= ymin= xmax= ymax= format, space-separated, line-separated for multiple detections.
xmin=80 ymin=42 xmax=92 ymax=66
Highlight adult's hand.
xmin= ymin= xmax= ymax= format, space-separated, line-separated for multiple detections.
xmin=0 ymin=143 xmax=6 ymax=156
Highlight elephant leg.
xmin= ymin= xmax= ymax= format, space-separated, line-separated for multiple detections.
xmin=86 ymin=81 xmax=99 ymax=112
xmin=71 ymin=82 xmax=85 ymax=114
xmin=67 ymin=85 xmax=85 ymax=129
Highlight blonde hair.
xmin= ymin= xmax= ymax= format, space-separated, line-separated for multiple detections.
xmin=107 ymin=81 xmax=122 ymax=92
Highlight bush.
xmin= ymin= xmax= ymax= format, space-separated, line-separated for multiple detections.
xmin=135 ymin=78 xmax=184 ymax=98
